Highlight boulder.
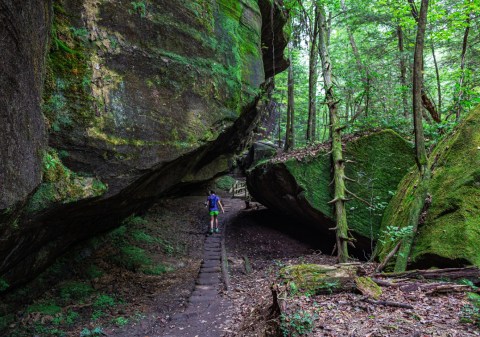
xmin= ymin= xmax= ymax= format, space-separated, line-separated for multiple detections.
xmin=246 ymin=130 xmax=415 ymax=253
xmin=377 ymin=106 xmax=480 ymax=268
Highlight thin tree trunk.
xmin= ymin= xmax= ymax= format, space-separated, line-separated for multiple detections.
xmin=306 ymin=3 xmax=320 ymax=143
xmin=341 ymin=0 xmax=370 ymax=116
xmin=318 ymin=6 xmax=349 ymax=263
xmin=455 ymin=10 xmax=472 ymax=121
xmin=395 ymin=0 xmax=431 ymax=272
xmin=397 ymin=25 xmax=409 ymax=118
xmin=431 ymin=42 xmax=441 ymax=116
xmin=285 ymin=43 xmax=295 ymax=151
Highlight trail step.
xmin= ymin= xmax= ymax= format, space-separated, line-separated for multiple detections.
xmin=191 ymin=289 xmax=218 ymax=297
xmin=189 ymin=295 xmax=216 ymax=303
xmin=200 ymin=267 xmax=221 ymax=273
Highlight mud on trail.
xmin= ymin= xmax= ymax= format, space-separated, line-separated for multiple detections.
xmin=2 ymin=194 xmax=478 ymax=336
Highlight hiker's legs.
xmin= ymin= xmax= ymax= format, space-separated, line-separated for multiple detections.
xmin=214 ymin=215 xmax=218 ymax=229
xmin=210 ymin=215 xmax=214 ymax=231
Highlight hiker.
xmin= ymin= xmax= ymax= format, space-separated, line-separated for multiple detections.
xmin=206 ymin=190 xmax=224 ymax=234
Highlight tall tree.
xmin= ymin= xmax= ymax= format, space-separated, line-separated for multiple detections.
xmin=318 ymin=5 xmax=350 ymax=263
xmin=395 ymin=0 xmax=431 ymax=272
xmin=396 ymin=24 xmax=409 ymax=118
xmin=285 ymin=42 xmax=295 ymax=151
xmin=340 ymin=0 xmax=371 ymax=116
xmin=304 ymin=1 xmax=321 ymax=143
xmin=454 ymin=5 xmax=473 ymax=121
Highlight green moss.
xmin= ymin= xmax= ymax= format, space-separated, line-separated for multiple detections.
xmin=283 ymin=130 xmax=415 ymax=239
xmin=355 ymin=276 xmax=382 ymax=299
xmin=43 ymin=1 xmax=96 ymax=131
xmin=26 ymin=149 xmax=107 ymax=213
xmin=378 ymin=106 xmax=480 ymax=267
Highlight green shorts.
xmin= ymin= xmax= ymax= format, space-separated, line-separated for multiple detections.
xmin=209 ymin=210 xmax=219 ymax=216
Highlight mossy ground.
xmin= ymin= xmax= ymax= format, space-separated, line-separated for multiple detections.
xmin=378 ymin=106 xmax=480 ymax=268
xmin=282 ymin=130 xmax=415 ymax=240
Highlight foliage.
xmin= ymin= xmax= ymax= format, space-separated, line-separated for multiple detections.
xmin=131 ymin=1 xmax=147 ymax=17
xmin=80 ymin=327 xmax=104 ymax=337
xmin=461 ymin=292 xmax=480 ymax=327
xmin=215 ymin=175 xmax=236 ymax=191
xmin=112 ymin=316 xmax=129 ymax=327
xmin=269 ymin=0 xmax=480 ymax=148
xmin=59 ymin=281 xmax=94 ymax=301
xmin=93 ymin=294 xmax=115 ymax=309
xmin=280 ymin=310 xmax=316 ymax=337
xmin=0 ymin=278 xmax=9 ymax=292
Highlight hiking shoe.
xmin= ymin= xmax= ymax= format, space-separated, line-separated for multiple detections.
xmin=208 ymin=229 xmax=213 ymax=235
xmin=214 ymin=228 xmax=219 ymax=233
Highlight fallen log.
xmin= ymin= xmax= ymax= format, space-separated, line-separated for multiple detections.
xmin=375 ymin=267 xmax=480 ymax=283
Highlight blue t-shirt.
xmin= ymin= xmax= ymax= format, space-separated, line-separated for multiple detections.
xmin=207 ymin=195 xmax=219 ymax=211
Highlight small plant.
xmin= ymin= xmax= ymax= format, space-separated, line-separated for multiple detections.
xmin=80 ymin=327 xmax=104 ymax=337
xmin=60 ymin=281 xmax=94 ymax=301
xmin=379 ymin=225 xmax=414 ymax=245
xmin=280 ymin=310 xmax=316 ymax=337
xmin=112 ymin=316 xmax=129 ymax=326
xmin=69 ymin=26 xmax=88 ymax=38
xmin=0 ymin=278 xmax=9 ymax=292
xmin=461 ymin=292 xmax=480 ymax=327
xmin=130 ymin=1 xmax=147 ymax=17
xmin=94 ymin=294 xmax=115 ymax=308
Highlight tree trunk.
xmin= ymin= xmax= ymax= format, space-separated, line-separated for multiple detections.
xmin=395 ymin=0 xmax=430 ymax=272
xmin=318 ymin=6 xmax=349 ymax=263
xmin=397 ymin=25 xmax=409 ymax=118
xmin=455 ymin=10 xmax=472 ymax=121
xmin=421 ymin=89 xmax=440 ymax=122
xmin=341 ymin=0 xmax=370 ymax=116
xmin=431 ymin=42 xmax=442 ymax=116
xmin=285 ymin=43 xmax=295 ymax=151
xmin=306 ymin=3 xmax=320 ymax=143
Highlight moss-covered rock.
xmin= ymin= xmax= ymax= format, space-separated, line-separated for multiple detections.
xmin=377 ymin=106 xmax=480 ymax=268
xmin=246 ymin=130 xmax=415 ymax=252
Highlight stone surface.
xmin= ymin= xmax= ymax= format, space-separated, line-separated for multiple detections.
xmin=0 ymin=0 xmax=52 ymax=210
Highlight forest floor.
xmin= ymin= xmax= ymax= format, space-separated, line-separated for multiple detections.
xmin=1 ymin=194 xmax=479 ymax=337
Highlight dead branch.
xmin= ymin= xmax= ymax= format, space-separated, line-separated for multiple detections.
xmin=345 ymin=188 xmax=373 ymax=207
xmin=376 ymin=241 xmax=402 ymax=273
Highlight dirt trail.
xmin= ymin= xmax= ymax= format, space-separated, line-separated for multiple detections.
xmin=158 ymin=200 xmax=239 ymax=337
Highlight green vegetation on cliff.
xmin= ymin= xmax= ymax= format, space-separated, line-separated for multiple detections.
xmin=26 ymin=149 xmax=107 ymax=214
xmin=377 ymin=106 xmax=480 ymax=267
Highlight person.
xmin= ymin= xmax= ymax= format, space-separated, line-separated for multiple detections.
xmin=206 ymin=190 xmax=224 ymax=234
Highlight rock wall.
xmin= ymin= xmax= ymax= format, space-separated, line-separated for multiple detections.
xmin=246 ymin=130 xmax=416 ymax=253
xmin=377 ymin=106 xmax=480 ymax=268
xmin=0 ymin=0 xmax=52 ymax=210
xmin=0 ymin=0 xmax=288 ymax=290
